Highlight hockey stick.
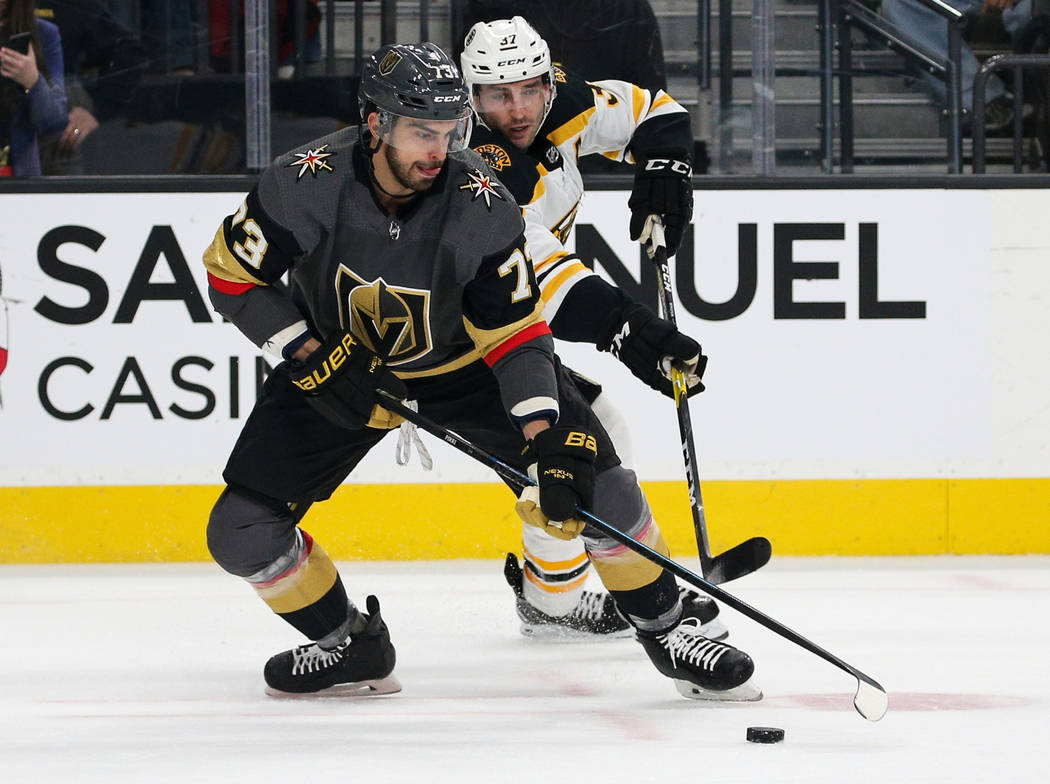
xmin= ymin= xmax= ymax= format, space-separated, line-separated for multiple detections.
xmin=647 ymin=220 xmax=771 ymax=584
xmin=377 ymin=390 xmax=888 ymax=722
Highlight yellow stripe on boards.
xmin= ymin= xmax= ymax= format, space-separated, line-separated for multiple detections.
xmin=947 ymin=479 xmax=1050 ymax=553
xmin=1 ymin=478 xmax=1048 ymax=563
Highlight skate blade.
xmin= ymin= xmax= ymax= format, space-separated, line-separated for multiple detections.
xmin=520 ymin=622 xmax=634 ymax=642
xmin=673 ymin=678 xmax=763 ymax=703
xmin=265 ymin=675 xmax=402 ymax=699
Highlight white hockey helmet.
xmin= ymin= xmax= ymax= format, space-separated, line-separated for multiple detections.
xmin=460 ymin=16 xmax=557 ymax=119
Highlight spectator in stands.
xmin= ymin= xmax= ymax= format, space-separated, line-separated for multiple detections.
xmin=881 ymin=0 xmax=1029 ymax=129
xmin=0 ymin=0 xmax=67 ymax=176
xmin=34 ymin=1 xmax=148 ymax=175
xmin=983 ymin=0 xmax=1035 ymax=43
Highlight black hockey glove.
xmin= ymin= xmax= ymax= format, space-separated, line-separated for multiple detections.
xmin=597 ymin=303 xmax=706 ymax=398
xmin=628 ymin=147 xmax=693 ymax=256
xmin=515 ymin=427 xmax=598 ymax=541
xmin=289 ymin=330 xmax=407 ymax=430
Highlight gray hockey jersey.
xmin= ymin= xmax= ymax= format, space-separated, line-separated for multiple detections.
xmin=203 ymin=127 xmax=559 ymax=425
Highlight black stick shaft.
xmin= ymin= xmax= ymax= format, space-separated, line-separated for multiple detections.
xmin=650 ymin=241 xmax=770 ymax=584
xmin=652 ymin=244 xmax=715 ymax=574
xmin=377 ymin=390 xmax=886 ymax=720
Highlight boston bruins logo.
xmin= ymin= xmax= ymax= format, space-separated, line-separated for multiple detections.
xmin=475 ymin=143 xmax=512 ymax=172
xmin=551 ymin=201 xmax=580 ymax=245
xmin=336 ymin=267 xmax=432 ymax=365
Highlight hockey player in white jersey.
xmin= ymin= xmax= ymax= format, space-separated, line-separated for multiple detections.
xmin=461 ymin=17 xmax=729 ymax=644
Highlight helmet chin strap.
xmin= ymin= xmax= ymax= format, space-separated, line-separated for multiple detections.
xmin=370 ymin=164 xmax=416 ymax=201
xmin=361 ymin=129 xmax=417 ymax=201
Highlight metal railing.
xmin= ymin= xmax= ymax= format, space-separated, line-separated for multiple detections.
xmin=972 ymin=53 xmax=1050 ymax=173
xmin=820 ymin=0 xmax=965 ymax=173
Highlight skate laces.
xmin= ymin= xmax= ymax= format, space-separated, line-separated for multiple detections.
xmin=291 ymin=642 xmax=346 ymax=675
xmin=661 ymin=617 xmax=729 ymax=672
xmin=395 ymin=400 xmax=433 ymax=471
xmin=570 ymin=590 xmax=608 ymax=622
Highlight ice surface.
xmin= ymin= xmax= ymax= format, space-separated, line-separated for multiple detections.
xmin=1 ymin=556 xmax=1047 ymax=783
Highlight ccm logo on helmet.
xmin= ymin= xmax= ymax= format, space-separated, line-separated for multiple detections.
xmin=497 ymin=58 xmax=527 ymax=66
xmin=434 ymin=95 xmax=463 ymax=102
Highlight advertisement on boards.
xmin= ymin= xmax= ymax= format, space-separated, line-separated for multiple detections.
xmin=1 ymin=188 xmax=1048 ymax=490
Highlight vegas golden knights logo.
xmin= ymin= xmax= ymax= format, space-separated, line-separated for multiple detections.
xmin=336 ymin=267 xmax=432 ymax=365
xmin=379 ymin=51 xmax=402 ymax=76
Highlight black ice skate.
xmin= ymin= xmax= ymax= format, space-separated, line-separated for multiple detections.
xmin=676 ymin=585 xmax=729 ymax=641
xmin=263 ymin=595 xmax=401 ymax=697
xmin=504 ymin=553 xmax=730 ymax=641
xmin=638 ymin=616 xmax=762 ymax=702
xmin=504 ymin=553 xmax=633 ymax=639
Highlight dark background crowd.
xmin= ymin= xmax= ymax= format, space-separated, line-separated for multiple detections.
xmin=2 ymin=0 xmax=1049 ymax=177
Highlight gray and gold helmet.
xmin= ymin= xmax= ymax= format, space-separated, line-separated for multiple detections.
xmin=359 ymin=42 xmax=472 ymax=122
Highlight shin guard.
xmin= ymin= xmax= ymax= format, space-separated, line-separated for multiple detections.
xmin=246 ymin=530 xmax=354 ymax=644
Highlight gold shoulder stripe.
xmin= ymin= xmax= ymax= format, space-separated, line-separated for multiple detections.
xmin=632 ymin=84 xmax=648 ymax=123
xmin=547 ymin=106 xmax=597 ymax=148
xmin=529 ymin=168 xmax=547 ymax=205
xmin=650 ymin=92 xmax=678 ymax=112
xmin=203 ymin=226 xmax=266 ymax=286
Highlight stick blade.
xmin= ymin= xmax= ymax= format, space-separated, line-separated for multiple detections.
xmin=853 ymin=675 xmax=889 ymax=721
xmin=706 ymin=537 xmax=773 ymax=584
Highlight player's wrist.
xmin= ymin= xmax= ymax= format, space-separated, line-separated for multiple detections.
xmin=521 ymin=418 xmax=551 ymax=441
xmin=291 ymin=336 xmax=321 ymax=363
xmin=635 ymin=146 xmax=692 ymax=177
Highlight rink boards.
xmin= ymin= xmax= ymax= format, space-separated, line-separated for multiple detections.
xmin=1 ymin=179 xmax=1048 ymax=562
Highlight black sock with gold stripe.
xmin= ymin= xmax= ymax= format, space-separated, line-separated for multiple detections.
xmin=249 ymin=530 xmax=355 ymax=644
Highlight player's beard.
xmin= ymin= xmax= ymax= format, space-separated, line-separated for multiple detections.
xmin=384 ymin=144 xmax=443 ymax=193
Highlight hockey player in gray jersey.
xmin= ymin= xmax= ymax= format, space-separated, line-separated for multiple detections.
xmin=203 ymin=41 xmax=757 ymax=702
xmin=461 ymin=17 xmax=730 ymax=645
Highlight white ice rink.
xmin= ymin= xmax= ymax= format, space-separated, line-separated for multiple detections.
xmin=1 ymin=556 xmax=1047 ymax=784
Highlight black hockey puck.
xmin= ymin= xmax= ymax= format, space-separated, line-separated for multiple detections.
xmin=746 ymin=726 xmax=785 ymax=744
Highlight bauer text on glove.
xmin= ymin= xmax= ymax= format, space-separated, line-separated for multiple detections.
xmin=289 ymin=330 xmax=407 ymax=430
